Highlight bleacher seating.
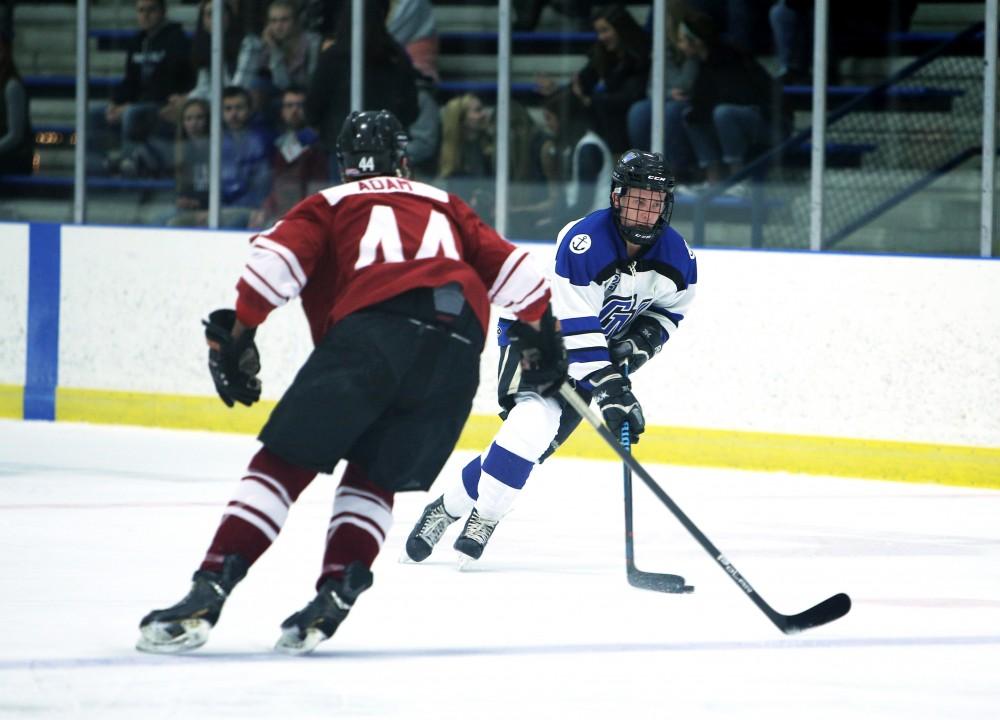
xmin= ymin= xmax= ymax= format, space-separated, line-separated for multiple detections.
xmin=2 ymin=0 xmax=988 ymax=247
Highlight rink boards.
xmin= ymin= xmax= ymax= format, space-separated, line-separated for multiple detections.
xmin=1 ymin=221 xmax=999 ymax=487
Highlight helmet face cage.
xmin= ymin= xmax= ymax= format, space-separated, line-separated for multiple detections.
xmin=336 ymin=110 xmax=409 ymax=180
xmin=610 ymin=150 xmax=675 ymax=246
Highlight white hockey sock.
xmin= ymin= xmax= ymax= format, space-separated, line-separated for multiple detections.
xmin=442 ymin=394 xmax=562 ymax=521
xmin=475 ymin=469 xmax=524 ymax=521
xmin=442 ymin=463 xmax=478 ymax=518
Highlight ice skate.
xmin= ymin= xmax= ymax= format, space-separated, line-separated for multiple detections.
xmin=402 ymin=495 xmax=459 ymax=562
xmin=275 ymin=561 xmax=374 ymax=655
xmin=453 ymin=509 xmax=499 ymax=567
xmin=136 ymin=555 xmax=248 ymax=654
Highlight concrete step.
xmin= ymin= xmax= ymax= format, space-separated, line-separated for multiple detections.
xmin=31 ymin=98 xmax=78 ymax=125
xmin=14 ymin=3 xmax=198 ymax=28
xmin=438 ymin=53 xmax=583 ymax=82
xmin=35 ymin=146 xmax=76 ymax=173
xmin=0 ymin=195 xmax=175 ymax=226
xmin=17 ymin=48 xmax=124 ymax=77
xmin=432 ymin=3 xmax=648 ymax=32
xmin=910 ymin=3 xmax=986 ymax=32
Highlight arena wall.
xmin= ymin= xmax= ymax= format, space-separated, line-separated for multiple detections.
xmin=2 ymin=221 xmax=998 ymax=487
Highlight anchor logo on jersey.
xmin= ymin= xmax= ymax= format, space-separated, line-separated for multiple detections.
xmin=569 ymin=234 xmax=592 ymax=254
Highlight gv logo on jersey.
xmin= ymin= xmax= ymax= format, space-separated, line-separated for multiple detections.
xmin=600 ymin=297 xmax=652 ymax=337
xmin=569 ymin=234 xmax=591 ymax=254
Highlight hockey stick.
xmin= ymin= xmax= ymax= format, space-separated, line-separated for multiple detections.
xmin=622 ymin=422 xmax=693 ymax=593
xmin=618 ymin=363 xmax=692 ymax=593
xmin=559 ymin=382 xmax=851 ymax=634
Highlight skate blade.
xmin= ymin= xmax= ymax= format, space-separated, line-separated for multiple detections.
xmin=274 ymin=627 xmax=327 ymax=656
xmin=456 ymin=553 xmax=476 ymax=571
xmin=135 ymin=620 xmax=210 ymax=654
xmin=398 ymin=548 xmax=416 ymax=564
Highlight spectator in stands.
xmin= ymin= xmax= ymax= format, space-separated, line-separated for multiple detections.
xmin=626 ymin=0 xmax=699 ymax=181
xmin=387 ymin=0 xmax=439 ymax=82
xmin=306 ymin=0 xmax=418 ymax=181
xmin=437 ymin=93 xmax=492 ymax=180
xmin=164 ymin=97 xmax=210 ymax=226
xmin=505 ymin=101 xmax=554 ymax=239
xmin=508 ymin=99 xmax=547 ymax=188
xmin=384 ymin=0 xmax=440 ymax=178
xmin=770 ymin=0 xmax=919 ymax=85
xmin=235 ymin=0 xmax=271 ymax=35
xmin=0 ymin=17 xmax=33 ymax=175
xmin=724 ymin=0 xmax=775 ymax=56
xmin=188 ymin=0 xmax=264 ymax=104
xmin=678 ymin=0 xmax=774 ymax=56
xmin=169 ymin=86 xmax=270 ymax=228
xmin=526 ymin=88 xmax=613 ymax=236
xmin=219 ymin=86 xmax=271 ymax=226
xmin=405 ymin=74 xmax=442 ymax=180
xmin=676 ymin=10 xmax=785 ymax=193
xmin=257 ymin=0 xmax=321 ymax=120
xmin=248 ymin=86 xmax=327 ymax=228
xmin=539 ymin=4 xmax=650 ymax=154
xmin=300 ymin=0 xmax=336 ymax=37
xmin=436 ymin=92 xmax=494 ymax=217
xmin=88 ymin=0 xmax=194 ymax=177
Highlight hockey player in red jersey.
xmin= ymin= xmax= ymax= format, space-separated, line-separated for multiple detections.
xmin=136 ymin=110 xmax=567 ymax=655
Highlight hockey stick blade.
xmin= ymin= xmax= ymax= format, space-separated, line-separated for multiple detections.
xmin=772 ymin=592 xmax=852 ymax=635
xmin=559 ymin=382 xmax=851 ymax=635
xmin=628 ymin=567 xmax=695 ymax=593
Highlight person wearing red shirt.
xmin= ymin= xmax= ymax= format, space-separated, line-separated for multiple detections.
xmin=137 ymin=110 xmax=567 ymax=655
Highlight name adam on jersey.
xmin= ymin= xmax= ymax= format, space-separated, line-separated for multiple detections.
xmin=356 ymin=177 xmax=413 ymax=192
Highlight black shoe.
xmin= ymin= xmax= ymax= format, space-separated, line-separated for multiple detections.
xmin=136 ymin=554 xmax=249 ymax=653
xmin=274 ymin=561 xmax=374 ymax=655
xmin=453 ymin=509 xmax=499 ymax=563
xmin=404 ymin=495 xmax=459 ymax=562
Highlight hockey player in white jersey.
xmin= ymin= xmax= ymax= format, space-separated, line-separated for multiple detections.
xmin=404 ymin=149 xmax=697 ymax=563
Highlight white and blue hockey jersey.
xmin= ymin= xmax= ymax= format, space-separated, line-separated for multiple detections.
xmin=502 ymin=207 xmax=697 ymax=390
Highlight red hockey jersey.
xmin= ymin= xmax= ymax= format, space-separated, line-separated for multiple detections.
xmin=234 ymin=177 xmax=550 ymax=345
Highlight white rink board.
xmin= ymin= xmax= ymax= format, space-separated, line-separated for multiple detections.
xmin=58 ymin=225 xmax=314 ymax=396
xmin=640 ymin=249 xmax=1000 ymax=446
xmin=0 ymin=223 xmax=29 ymax=386
xmin=13 ymin=224 xmax=1000 ymax=446
xmin=476 ymin=245 xmax=1000 ymax=447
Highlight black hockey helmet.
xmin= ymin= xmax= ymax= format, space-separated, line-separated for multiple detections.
xmin=610 ymin=149 xmax=675 ymax=246
xmin=336 ymin=109 xmax=409 ymax=181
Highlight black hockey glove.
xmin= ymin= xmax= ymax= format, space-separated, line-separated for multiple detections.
xmin=507 ymin=305 xmax=569 ymax=397
xmin=610 ymin=316 xmax=663 ymax=373
xmin=203 ymin=309 xmax=262 ymax=408
xmin=587 ymin=366 xmax=645 ymax=443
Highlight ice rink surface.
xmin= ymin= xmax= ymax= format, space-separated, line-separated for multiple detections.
xmin=0 ymin=419 xmax=998 ymax=719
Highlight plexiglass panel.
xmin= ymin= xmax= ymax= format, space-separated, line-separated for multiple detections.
xmin=492 ymin=1 xmax=991 ymax=255
xmin=1 ymin=0 xmax=993 ymax=258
